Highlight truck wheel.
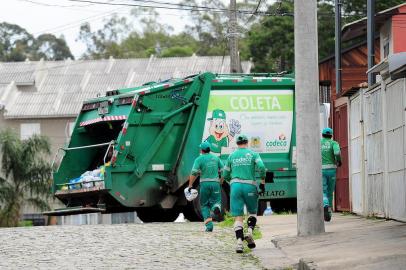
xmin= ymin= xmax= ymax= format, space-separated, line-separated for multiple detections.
xmin=136 ymin=208 xmax=180 ymax=222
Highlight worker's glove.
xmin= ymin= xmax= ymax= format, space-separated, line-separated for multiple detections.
xmin=258 ymin=183 xmax=266 ymax=196
xmin=229 ymin=119 xmax=241 ymax=137
xmin=336 ymin=160 xmax=342 ymax=167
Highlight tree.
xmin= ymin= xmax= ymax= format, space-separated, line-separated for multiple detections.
xmin=0 ymin=22 xmax=35 ymax=62
xmin=77 ymin=1 xmax=259 ymax=60
xmin=0 ymin=22 xmax=73 ymax=61
xmin=0 ymin=129 xmax=52 ymax=227
xmin=78 ymin=14 xmax=132 ymax=59
xmin=247 ymin=0 xmax=295 ymax=72
xmin=33 ymin=34 xmax=73 ymax=61
xmin=181 ymin=0 xmax=259 ymax=58
xmin=181 ymin=0 xmax=228 ymax=56
xmin=78 ymin=9 xmax=194 ymax=59
xmin=341 ymin=0 xmax=405 ymax=22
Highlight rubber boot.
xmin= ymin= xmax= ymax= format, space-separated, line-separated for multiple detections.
xmin=245 ymin=228 xmax=256 ymax=249
xmin=235 ymin=238 xmax=244 ymax=253
xmin=205 ymin=221 xmax=213 ymax=232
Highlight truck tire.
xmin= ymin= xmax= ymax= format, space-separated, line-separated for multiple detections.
xmin=136 ymin=208 xmax=180 ymax=222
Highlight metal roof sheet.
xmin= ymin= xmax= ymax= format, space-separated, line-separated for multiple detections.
xmin=1 ymin=56 xmax=252 ymax=118
xmin=0 ymin=62 xmax=36 ymax=85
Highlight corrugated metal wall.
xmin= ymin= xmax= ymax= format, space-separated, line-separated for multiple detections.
xmin=364 ymin=88 xmax=385 ymax=216
xmin=385 ymin=79 xmax=406 ymax=221
xmin=348 ymin=78 xmax=406 ymax=221
xmin=349 ymin=93 xmax=363 ymax=214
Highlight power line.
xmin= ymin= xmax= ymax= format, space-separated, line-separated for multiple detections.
xmin=33 ymin=7 xmax=126 ymax=35
xmin=34 ymin=9 xmax=189 ymax=38
xmin=31 ymin=6 xmax=201 ymax=38
xmin=126 ymin=0 xmax=231 ymax=13
xmin=15 ymin=0 xmax=95 ymax=8
xmin=65 ymin=0 xmax=281 ymax=16
xmin=245 ymin=0 xmax=264 ymax=24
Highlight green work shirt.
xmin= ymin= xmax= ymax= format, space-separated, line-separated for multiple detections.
xmin=206 ymin=135 xmax=228 ymax=153
xmin=191 ymin=153 xmax=224 ymax=179
xmin=321 ymin=137 xmax=341 ymax=167
xmin=222 ymin=148 xmax=266 ymax=181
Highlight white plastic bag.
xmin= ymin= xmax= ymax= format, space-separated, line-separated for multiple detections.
xmin=184 ymin=187 xmax=198 ymax=201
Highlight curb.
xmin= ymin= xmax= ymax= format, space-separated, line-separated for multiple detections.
xmin=298 ymin=259 xmax=319 ymax=270
xmin=255 ymin=238 xmax=320 ymax=270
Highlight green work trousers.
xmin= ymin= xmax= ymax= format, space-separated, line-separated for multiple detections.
xmin=230 ymin=182 xmax=258 ymax=217
xmin=322 ymin=168 xmax=336 ymax=208
xmin=200 ymin=181 xmax=222 ymax=221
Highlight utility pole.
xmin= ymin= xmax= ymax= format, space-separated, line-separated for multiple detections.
xmin=367 ymin=0 xmax=375 ymax=86
xmin=229 ymin=0 xmax=239 ymax=73
xmin=335 ymin=0 xmax=342 ymax=95
xmin=294 ymin=0 xmax=325 ymax=236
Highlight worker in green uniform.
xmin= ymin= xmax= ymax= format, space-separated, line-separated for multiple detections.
xmin=321 ymin=127 xmax=342 ymax=222
xmin=188 ymin=141 xmax=224 ymax=232
xmin=223 ymin=134 xmax=266 ymax=253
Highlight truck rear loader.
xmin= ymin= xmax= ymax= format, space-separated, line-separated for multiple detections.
xmin=49 ymin=72 xmax=297 ymax=221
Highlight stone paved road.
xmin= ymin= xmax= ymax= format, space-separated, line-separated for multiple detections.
xmin=0 ymin=223 xmax=262 ymax=270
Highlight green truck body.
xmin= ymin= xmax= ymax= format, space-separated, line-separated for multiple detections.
xmin=51 ymin=72 xmax=296 ymax=219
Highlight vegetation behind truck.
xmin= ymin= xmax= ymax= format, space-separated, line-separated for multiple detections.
xmin=50 ymin=72 xmax=296 ymax=220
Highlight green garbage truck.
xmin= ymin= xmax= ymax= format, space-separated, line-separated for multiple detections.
xmin=49 ymin=72 xmax=297 ymax=221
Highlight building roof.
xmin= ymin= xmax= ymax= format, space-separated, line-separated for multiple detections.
xmin=0 ymin=56 xmax=252 ymax=119
xmin=342 ymin=3 xmax=406 ymax=42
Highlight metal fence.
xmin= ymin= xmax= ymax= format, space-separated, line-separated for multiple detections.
xmin=348 ymin=78 xmax=406 ymax=221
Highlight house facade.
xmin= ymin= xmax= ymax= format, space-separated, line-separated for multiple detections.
xmin=319 ymin=3 xmax=406 ymax=220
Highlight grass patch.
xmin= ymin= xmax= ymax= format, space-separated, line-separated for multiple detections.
xmin=218 ymin=212 xmax=234 ymax=228
xmin=18 ymin=220 xmax=33 ymax=227
xmin=253 ymin=228 xmax=262 ymax=240
xmin=340 ymin=211 xmax=358 ymax=216
xmin=366 ymin=214 xmax=381 ymax=220
xmin=272 ymin=210 xmax=294 ymax=215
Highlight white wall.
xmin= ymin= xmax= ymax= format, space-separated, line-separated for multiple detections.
xmin=349 ymin=93 xmax=363 ymax=214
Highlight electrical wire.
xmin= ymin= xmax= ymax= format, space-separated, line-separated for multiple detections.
xmin=64 ymin=0 xmax=280 ymax=16
xmin=33 ymin=9 xmax=126 ymax=35
xmin=245 ymin=0 xmax=264 ymax=24
xmin=15 ymin=0 xmax=95 ymax=8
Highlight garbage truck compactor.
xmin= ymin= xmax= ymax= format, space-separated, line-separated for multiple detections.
xmin=50 ymin=72 xmax=297 ymax=221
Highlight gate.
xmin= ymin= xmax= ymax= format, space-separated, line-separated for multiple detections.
xmin=334 ymin=103 xmax=350 ymax=211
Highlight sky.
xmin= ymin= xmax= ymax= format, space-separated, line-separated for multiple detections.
xmin=0 ymin=0 xmax=196 ymax=58
xmin=1 ymin=0 xmax=272 ymax=59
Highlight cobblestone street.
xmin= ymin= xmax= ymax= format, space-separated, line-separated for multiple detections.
xmin=0 ymin=223 xmax=262 ymax=270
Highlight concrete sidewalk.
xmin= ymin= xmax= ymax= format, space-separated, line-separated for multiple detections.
xmin=253 ymin=214 xmax=406 ymax=270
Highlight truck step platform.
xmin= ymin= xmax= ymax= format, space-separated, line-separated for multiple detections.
xmin=43 ymin=206 xmax=106 ymax=216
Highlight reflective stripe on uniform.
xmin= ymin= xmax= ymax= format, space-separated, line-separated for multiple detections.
xmin=200 ymin=178 xmax=220 ymax=183
xmin=322 ymin=164 xmax=337 ymax=169
xmin=230 ymin=178 xmax=256 ymax=186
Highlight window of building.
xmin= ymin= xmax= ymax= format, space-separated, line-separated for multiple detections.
xmin=20 ymin=123 xmax=40 ymax=140
xmin=319 ymin=82 xmax=331 ymax=104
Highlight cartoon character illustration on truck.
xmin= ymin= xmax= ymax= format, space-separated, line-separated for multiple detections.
xmin=205 ymin=109 xmax=241 ymax=153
